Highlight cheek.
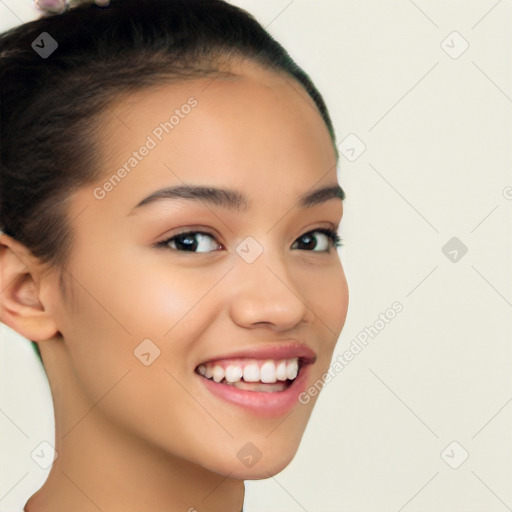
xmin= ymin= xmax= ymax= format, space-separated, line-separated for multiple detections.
xmin=53 ymin=263 xmax=224 ymax=451
xmin=332 ymin=263 xmax=349 ymax=330
xmin=301 ymin=260 xmax=349 ymax=334
xmin=56 ymin=259 xmax=228 ymax=396
xmin=63 ymin=253 xmax=221 ymax=337
xmin=300 ymin=262 xmax=349 ymax=372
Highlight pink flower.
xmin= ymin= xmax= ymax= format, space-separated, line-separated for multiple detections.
xmin=33 ymin=0 xmax=68 ymax=15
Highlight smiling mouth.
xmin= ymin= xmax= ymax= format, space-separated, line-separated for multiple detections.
xmin=195 ymin=357 xmax=303 ymax=393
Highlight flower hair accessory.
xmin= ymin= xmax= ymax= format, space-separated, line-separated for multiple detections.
xmin=33 ymin=0 xmax=110 ymax=15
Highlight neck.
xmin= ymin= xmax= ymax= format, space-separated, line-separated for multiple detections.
xmin=24 ymin=340 xmax=245 ymax=512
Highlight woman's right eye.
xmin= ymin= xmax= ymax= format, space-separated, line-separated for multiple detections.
xmin=156 ymin=231 xmax=222 ymax=253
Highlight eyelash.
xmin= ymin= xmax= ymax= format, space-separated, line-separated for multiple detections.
xmin=155 ymin=228 xmax=343 ymax=253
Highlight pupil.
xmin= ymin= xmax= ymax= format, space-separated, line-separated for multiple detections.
xmin=302 ymin=234 xmax=315 ymax=250
xmin=178 ymin=235 xmax=197 ymax=251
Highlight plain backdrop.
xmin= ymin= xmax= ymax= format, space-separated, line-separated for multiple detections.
xmin=1 ymin=1 xmax=511 ymax=511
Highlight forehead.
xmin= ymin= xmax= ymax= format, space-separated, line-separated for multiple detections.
xmin=97 ymin=57 xmax=335 ymax=166
xmin=73 ymin=59 xmax=338 ymax=224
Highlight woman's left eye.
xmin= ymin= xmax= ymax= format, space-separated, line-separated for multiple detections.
xmin=156 ymin=228 xmax=343 ymax=253
xmin=292 ymin=228 xmax=343 ymax=252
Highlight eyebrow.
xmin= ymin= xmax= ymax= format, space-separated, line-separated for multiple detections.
xmin=131 ymin=183 xmax=345 ymax=213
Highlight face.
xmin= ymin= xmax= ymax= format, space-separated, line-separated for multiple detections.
xmin=46 ymin=59 xmax=349 ymax=479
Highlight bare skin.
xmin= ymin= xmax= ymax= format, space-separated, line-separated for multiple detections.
xmin=0 ymin=58 xmax=349 ymax=512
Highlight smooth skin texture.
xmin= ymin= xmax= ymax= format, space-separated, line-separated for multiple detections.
xmin=0 ymin=58 xmax=349 ymax=512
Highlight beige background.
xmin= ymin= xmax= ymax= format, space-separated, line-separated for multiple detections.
xmin=1 ymin=1 xmax=511 ymax=511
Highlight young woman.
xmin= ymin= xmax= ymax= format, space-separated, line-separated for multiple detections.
xmin=0 ymin=0 xmax=349 ymax=510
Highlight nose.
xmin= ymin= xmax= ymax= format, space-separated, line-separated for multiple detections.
xmin=228 ymin=248 xmax=316 ymax=332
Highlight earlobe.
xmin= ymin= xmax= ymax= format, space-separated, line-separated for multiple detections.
xmin=0 ymin=234 xmax=60 ymax=342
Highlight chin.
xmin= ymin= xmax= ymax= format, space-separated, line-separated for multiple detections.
xmin=238 ymin=454 xmax=297 ymax=480
xmin=201 ymin=434 xmax=305 ymax=481
xmin=217 ymin=455 xmax=298 ymax=481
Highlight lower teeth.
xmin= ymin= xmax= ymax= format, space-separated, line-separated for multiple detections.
xmin=230 ymin=380 xmax=288 ymax=392
xmin=209 ymin=378 xmax=291 ymax=392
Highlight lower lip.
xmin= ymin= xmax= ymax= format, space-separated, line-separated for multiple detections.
xmin=198 ymin=364 xmax=311 ymax=418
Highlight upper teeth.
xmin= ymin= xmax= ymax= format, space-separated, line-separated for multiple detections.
xmin=197 ymin=358 xmax=299 ymax=384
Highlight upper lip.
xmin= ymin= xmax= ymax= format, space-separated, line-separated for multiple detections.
xmin=197 ymin=341 xmax=317 ymax=367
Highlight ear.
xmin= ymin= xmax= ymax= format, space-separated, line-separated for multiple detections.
xmin=0 ymin=233 xmax=60 ymax=342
